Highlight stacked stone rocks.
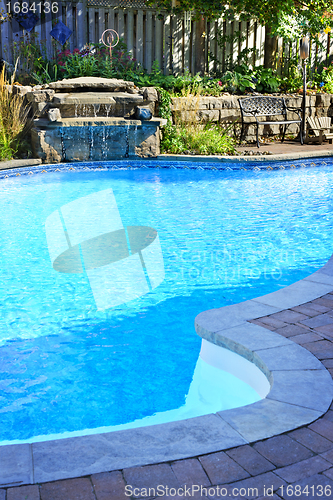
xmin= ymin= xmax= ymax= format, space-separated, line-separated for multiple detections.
xmin=25 ymin=77 xmax=165 ymax=163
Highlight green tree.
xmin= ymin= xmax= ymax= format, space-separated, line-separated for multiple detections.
xmin=147 ymin=0 xmax=333 ymax=71
xmin=146 ymin=0 xmax=333 ymax=38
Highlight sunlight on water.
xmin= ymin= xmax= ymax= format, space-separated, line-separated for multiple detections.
xmin=0 ymin=160 xmax=333 ymax=442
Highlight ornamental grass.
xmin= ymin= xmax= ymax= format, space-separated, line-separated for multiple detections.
xmin=0 ymin=61 xmax=31 ymax=161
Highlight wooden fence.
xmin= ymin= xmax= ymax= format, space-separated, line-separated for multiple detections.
xmin=0 ymin=0 xmax=332 ymax=76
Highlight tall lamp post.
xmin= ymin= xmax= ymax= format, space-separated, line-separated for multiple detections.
xmin=300 ymin=36 xmax=309 ymax=142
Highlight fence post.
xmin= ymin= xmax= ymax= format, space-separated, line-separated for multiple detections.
xmin=317 ymin=32 xmax=327 ymax=66
xmin=145 ymin=10 xmax=153 ymax=72
xmin=118 ymin=9 xmax=124 ymax=40
xmin=194 ymin=15 xmax=205 ymax=74
xmin=77 ymin=1 xmax=87 ymax=51
xmin=154 ymin=14 xmax=163 ymax=70
xmin=98 ymin=7 xmax=105 ymax=42
xmin=256 ymin=23 xmax=265 ymax=66
xmin=190 ymin=19 xmax=196 ymax=74
xmin=136 ymin=9 xmax=143 ymax=65
xmin=11 ymin=13 xmax=20 ymax=62
xmin=0 ymin=0 xmax=11 ymax=62
xmin=329 ymin=33 xmax=333 ymax=62
xmin=173 ymin=13 xmax=183 ymax=74
xmin=231 ymin=16 xmax=238 ymax=67
xmin=239 ymin=18 xmax=247 ymax=65
xmin=183 ymin=13 xmax=191 ymax=73
xmin=208 ymin=19 xmax=216 ymax=74
xmin=107 ymin=8 xmax=115 ymax=30
xmin=216 ymin=18 xmax=224 ymax=73
xmin=88 ymin=6 xmax=96 ymax=44
xmin=66 ymin=2 xmax=74 ymax=51
xmin=247 ymin=19 xmax=255 ymax=68
xmin=126 ymin=9 xmax=134 ymax=55
xmin=276 ymin=37 xmax=283 ymax=74
xmin=33 ymin=5 xmax=43 ymax=53
xmin=45 ymin=1 xmax=55 ymax=58
xmin=283 ymin=40 xmax=290 ymax=75
xmin=224 ymin=17 xmax=232 ymax=69
xmin=163 ymin=14 xmax=171 ymax=74
xmin=309 ymin=38 xmax=316 ymax=71
xmin=290 ymin=39 xmax=297 ymax=70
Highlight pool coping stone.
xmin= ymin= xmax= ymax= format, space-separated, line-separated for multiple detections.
xmin=159 ymin=150 xmax=333 ymax=162
xmin=1 ymin=157 xmax=333 ymax=488
xmin=0 ymin=159 xmax=42 ymax=171
xmin=1 ymin=145 xmax=333 ymax=172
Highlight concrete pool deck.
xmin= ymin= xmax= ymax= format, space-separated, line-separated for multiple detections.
xmin=2 ymin=145 xmax=333 ymax=498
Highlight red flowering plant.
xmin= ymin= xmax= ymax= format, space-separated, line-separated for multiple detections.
xmin=56 ymin=40 xmax=144 ymax=82
xmin=56 ymin=48 xmax=75 ymax=72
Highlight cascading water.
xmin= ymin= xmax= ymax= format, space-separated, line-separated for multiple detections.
xmin=31 ymin=77 xmax=166 ymax=163
xmin=102 ymin=127 xmax=107 ymax=159
xmin=88 ymin=126 xmax=94 ymax=160
xmin=125 ymin=124 xmax=130 ymax=158
xmin=134 ymin=124 xmax=138 ymax=155
xmin=105 ymin=104 xmax=111 ymax=118
xmin=93 ymin=104 xmax=101 ymax=117
xmin=60 ymin=127 xmax=66 ymax=161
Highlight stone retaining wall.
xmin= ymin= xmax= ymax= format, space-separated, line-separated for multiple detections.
xmin=171 ymin=94 xmax=333 ymax=143
xmin=10 ymin=83 xmax=333 ymax=147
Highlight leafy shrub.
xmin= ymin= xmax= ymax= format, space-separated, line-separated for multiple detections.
xmin=220 ymin=70 xmax=255 ymax=93
xmin=280 ymin=61 xmax=303 ymax=93
xmin=254 ymin=67 xmax=281 ymax=92
xmin=158 ymin=86 xmax=236 ymax=155
xmin=136 ymin=60 xmax=179 ymax=90
xmin=58 ymin=41 xmax=144 ymax=82
xmin=161 ymin=122 xmax=236 ymax=155
xmin=173 ymin=73 xmax=224 ymax=96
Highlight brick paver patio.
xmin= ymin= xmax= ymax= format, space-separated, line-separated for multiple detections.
xmin=2 ymin=292 xmax=333 ymax=499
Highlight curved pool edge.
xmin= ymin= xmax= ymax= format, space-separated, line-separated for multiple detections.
xmin=1 ymin=146 xmax=333 ymax=172
xmin=1 ymin=158 xmax=333 ymax=486
xmin=195 ymin=256 xmax=333 ymax=443
xmin=158 ymin=149 xmax=333 ymax=163
xmin=2 ymin=259 xmax=333 ymax=487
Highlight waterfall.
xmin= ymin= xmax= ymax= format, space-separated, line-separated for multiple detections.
xmin=134 ymin=124 xmax=138 ymax=156
xmin=88 ymin=126 xmax=94 ymax=160
xmin=124 ymin=124 xmax=130 ymax=158
xmin=60 ymin=127 xmax=66 ymax=161
xmin=93 ymin=104 xmax=101 ymax=117
xmin=32 ymin=79 xmax=162 ymax=163
xmin=105 ymin=104 xmax=111 ymax=118
xmin=102 ymin=127 xmax=107 ymax=160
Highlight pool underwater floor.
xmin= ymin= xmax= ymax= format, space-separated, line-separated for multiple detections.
xmin=2 ymin=151 xmax=333 ymax=499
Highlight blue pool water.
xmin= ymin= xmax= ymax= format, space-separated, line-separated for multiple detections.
xmin=1 ymin=158 xmax=333 ymax=443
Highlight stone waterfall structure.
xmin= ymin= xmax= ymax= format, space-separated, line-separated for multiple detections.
xmin=30 ymin=77 xmax=167 ymax=163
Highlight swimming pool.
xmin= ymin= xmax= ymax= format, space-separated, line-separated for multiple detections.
xmin=1 ymin=158 xmax=333 ymax=444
